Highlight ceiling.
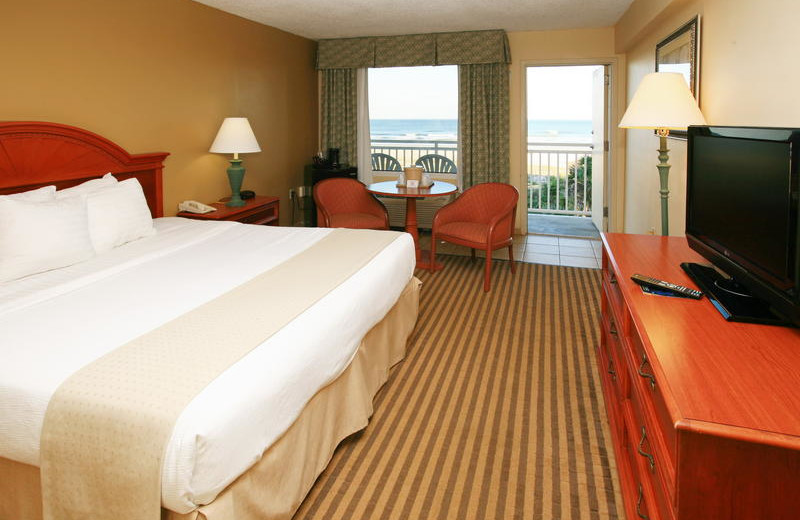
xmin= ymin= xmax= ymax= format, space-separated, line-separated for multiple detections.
xmin=192 ymin=0 xmax=634 ymax=40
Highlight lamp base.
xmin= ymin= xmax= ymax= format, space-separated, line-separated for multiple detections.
xmin=226 ymin=159 xmax=246 ymax=207
xmin=656 ymin=131 xmax=671 ymax=236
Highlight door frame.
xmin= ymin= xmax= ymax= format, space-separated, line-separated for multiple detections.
xmin=519 ymin=56 xmax=626 ymax=234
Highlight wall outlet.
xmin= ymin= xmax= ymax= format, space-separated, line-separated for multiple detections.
xmin=648 ymin=227 xmax=656 ymax=235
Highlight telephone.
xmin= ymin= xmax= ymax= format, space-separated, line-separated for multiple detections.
xmin=178 ymin=200 xmax=216 ymax=214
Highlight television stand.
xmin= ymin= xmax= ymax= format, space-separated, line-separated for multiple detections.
xmin=680 ymin=262 xmax=790 ymax=326
xmin=599 ymin=234 xmax=800 ymax=519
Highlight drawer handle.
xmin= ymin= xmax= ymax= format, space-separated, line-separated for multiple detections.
xmin=636 ymin=483 xmax=649 ymax=519
xmin=637 ymin=426 xmax=656 ymax=472
xmin=609 ymin=322 xmax=618 ymax=336
xmin=607 ymin=359 xmax=616 ymax=381
xmin=637 ymin=354 xmax=656 ymax=390
xmin=609 ymin=272 xmax=618 ymax=285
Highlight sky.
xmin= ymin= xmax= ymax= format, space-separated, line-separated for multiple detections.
xmin=368 ymin=64 xmax=603 ymax=121
xmin=369 ymin=66 xmax=458 ymax=119
xmin=527 ymin=65 xmax=603 ymax=120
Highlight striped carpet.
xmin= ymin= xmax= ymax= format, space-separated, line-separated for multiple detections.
xmin=294 ymin=256 xmax=622 ymax=520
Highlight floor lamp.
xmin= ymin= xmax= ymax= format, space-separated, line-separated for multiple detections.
xmin=619 ymin=72 xmax=706 ymax=236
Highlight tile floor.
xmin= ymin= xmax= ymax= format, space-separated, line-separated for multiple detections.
xmin=420 ymin=233 xmax=602 ymax=269
xmin=522 ymin=234 xmax=602 ymax=269
xmin=527 ymin=213 xmax=600 ymax=239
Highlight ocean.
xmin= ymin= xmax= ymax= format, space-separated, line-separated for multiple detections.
xmin=370 ymin=119 xmax=592 ymax=143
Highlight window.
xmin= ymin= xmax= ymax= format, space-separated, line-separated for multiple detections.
xmin=368 ymin=66 xmax=458 ymax=174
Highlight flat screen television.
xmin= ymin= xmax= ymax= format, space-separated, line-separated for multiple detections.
xmin=684 ymin=126 xmax=800 ymax=326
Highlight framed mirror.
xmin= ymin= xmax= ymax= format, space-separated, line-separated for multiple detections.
xmin=656 ymin=16 xmax=700 ymax=139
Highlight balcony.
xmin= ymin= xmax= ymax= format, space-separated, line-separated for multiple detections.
xmin=371 ymin=139 xmax=457 ymax=170
xmin=526 ymin=141 xmax=592 ymax=217
xmin=371 ymin=139 xmax=591 ymax=214
xmin=371 ymin=139 xmax=597 ymax=237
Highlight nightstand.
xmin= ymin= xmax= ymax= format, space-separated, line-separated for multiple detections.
xmin=177 ymin=196 xmax=280 ymax=225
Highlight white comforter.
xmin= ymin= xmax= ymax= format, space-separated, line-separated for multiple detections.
xmin=0 ymin=218 xmax=415 ymax=513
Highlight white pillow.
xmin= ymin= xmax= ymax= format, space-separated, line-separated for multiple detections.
xmin=86 ymin=178 xmax=155 ymax=253
xmin=0 ymin=185 xmax=56 ymax=202
xmin=0 ymin=196 xmax=95 ymax=283
xmin=55 ymin=173 xmax=117 ymax=199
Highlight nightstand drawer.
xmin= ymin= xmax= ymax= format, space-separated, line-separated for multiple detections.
xmin=237 ymin=205 xmax=278 ymax=225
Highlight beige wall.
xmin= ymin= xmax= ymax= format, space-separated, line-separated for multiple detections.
xmin=1 ymin=0 xmax=318 ymax=222
xmin=616 ymin=0 xmax=800 ymax=235
xmin=508 ymin=28 xmax=626 ymax=233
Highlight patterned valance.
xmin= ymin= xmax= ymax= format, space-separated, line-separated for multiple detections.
xmin=316 ymin=30 xmax=510 ymax=69
xmin=375 ymin=34 xmax=436 ymax=67
xmin=316 ymin=38 xmax=375 ymax=69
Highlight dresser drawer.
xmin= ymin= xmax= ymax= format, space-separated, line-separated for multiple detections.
xmin=621 ymin=394 xmax=675 ymax=520
xmin=602 ymin=269 xmax=631 ymax=338
xmin=597 ymin=341 xmax=624 ymax=441
xmin=627 ymin=382 xmax=675 ymax=513
xmin=628 ymin=334 xmax=677 ymax=469
xmin=620 ymin=403 xmax=666 ymax=520
xmin=602 ymin=309 xmax=630 ymax=402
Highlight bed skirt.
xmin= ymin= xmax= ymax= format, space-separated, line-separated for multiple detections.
xmin=0 ymin=276 xmax=421 ymax=520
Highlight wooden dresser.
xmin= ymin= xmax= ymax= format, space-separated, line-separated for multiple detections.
xmin=599 ymin=233 xmax=800 ymax=520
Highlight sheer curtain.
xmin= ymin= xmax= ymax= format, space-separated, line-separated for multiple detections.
xmin=356 ymin=69 xmax=372 ymax=184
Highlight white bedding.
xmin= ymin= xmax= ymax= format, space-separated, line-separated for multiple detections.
xmin=0 ymin=217 xmax=415 ymax=513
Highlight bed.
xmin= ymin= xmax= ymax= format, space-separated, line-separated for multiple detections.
xmin=0 ymin=122 xmax=420 ymax=520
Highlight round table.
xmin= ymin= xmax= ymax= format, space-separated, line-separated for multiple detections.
xmin=367 ymin=180 xmax=458 ymax=270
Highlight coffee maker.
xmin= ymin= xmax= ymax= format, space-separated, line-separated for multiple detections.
xmin=327 ymin=148 xmax=340 ymax=169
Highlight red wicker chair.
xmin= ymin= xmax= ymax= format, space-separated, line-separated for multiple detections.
xmin=314 ymin=178 xmax=389 ymax=230
xmin=431 ymin=182 xmax=519 ymax=292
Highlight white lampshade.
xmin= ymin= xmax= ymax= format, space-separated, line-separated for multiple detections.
xmin=619 ymin=72 xmax=706 ymax=130
xmin=209 ymin=117 xmax=261 ymax=154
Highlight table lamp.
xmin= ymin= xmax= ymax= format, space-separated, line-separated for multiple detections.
xmin=210 ymin=117 xmax=261 ymax=207
xmin=619 ymin=72 xmax=706 ymax=235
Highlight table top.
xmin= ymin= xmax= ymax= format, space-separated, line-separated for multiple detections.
xmin=367 ymin=180 xmax=458 ymax=198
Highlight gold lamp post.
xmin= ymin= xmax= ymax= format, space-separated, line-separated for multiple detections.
xmin=619 ymin=72 xmax=706 ymax=236
xmin=210 ymin=117 xmax=261 ymax=207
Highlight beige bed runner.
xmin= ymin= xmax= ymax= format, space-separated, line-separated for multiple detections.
xmin=40 ymin=228 xmax=403 ymax=520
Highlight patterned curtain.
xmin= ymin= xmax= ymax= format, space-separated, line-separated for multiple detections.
xmin=321 ymin=68 xmax=357 ymax=168
xmin=317 ymin=30 xmax=510 ymax=69
xmin=459 ymin=63 xmax=510 ymax=187
xmin=317 ymin=31 xmax=512 ymax=179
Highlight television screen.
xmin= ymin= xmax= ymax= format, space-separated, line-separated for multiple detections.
xmin=688 ymin=132 xmax=794 ymax=290
xmin=686 ymin=126 xmax=800 ymax=325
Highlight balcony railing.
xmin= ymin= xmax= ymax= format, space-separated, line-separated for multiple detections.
xmin=370 ymin=139 xmax=593 ymax=217
xmin=527 ymin=141 xmax=593 ymax=217
xmin=371 ymin=139 xmax=457 ymax=171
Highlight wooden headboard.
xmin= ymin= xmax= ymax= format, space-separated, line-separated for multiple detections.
xmin=0 ymin=122 xmax=169 ymax=217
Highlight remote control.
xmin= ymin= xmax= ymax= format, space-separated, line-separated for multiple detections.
xmin=631 ymin=274 xmax=703 ymax=299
